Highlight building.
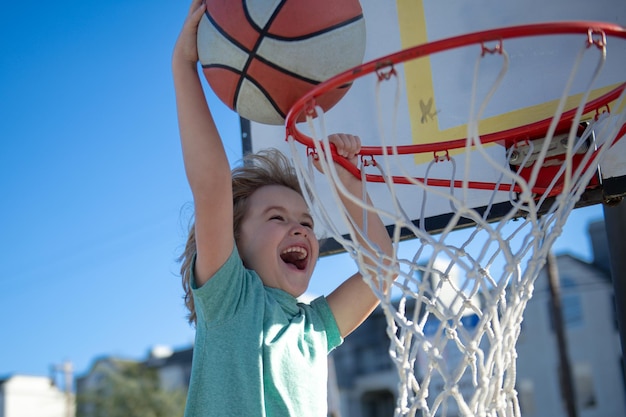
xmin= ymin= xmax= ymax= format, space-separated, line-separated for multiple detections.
xmin=75 ymin=356 xmax=139 ymax=416
xmin=143 ymin=345 xmax=192 ymax=392
xmin=514 ymin=220 xmax=625 ymax=416
xmin=331 ymin=305 xmax=397 ymax=417
xmin=0 ymin=374 xmax=73 ymax=417
xmin=515 ymin=254 xmax=624 ymax=416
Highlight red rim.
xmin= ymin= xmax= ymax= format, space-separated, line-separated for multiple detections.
xmin=284 ymin=21 xmax=626 ymax=194
xmin=286 ymin=21 xmax=626 ymax=154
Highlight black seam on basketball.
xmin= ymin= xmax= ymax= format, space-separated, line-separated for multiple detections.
xmin=241 ymin=0 xmax=271 ymax=35
xmin=205 ymin=59 xmax=352 ymax=118
xmin=236 ymin=0 xmax=289 ymax=111
xmin=202 ymin=10 xmax=252 ymax=55
xmin=252 ymin=54 xmax=319 ymax=85
xmin=202 ymin=63 xmax=285 ymax=120
xmin=240 ymin=75 xmax=286 ymax=120
xmin=252 ymin=53 xmax=354 ymax=89
xmin=200 ymin=63 xmax=243 ymax=73
xmin=201 ymin=9 xmax=249 ymax=110
xmin=265 ymin=14 xmax=364 ymax=42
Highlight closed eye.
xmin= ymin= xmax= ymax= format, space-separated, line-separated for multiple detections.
xmin=268 ymin=212 xmax=313 ymax=228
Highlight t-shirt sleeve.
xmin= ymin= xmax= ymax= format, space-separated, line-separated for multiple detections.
xmin=190 ymin=247 xmax=248 ymax=327
xmin=310 ymin=296 xmax=343 ymax=351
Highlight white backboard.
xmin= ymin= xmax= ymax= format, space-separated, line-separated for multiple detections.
xmin=244 ymin=0 xmax=626 ymax=254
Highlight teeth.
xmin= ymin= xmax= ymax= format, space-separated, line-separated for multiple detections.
xmin=281 ymin=246 xmax=307 ymax=260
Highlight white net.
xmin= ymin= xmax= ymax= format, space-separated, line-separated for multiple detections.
xmin=287 ymin=27 xmax=626 ymax=417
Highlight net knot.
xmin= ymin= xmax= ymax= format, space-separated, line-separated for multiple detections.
xmin=466 ymin=341 xmax=479 ymax=354
xmin=531 ymin=228 xmax=545 ymax=239
xmin=445 ymin=327 xmax=458 ymax=340
xmin=426 ymin=345 xmax=443 ymax=362
xmin=465 ymin=343 xmax=478 ymax=365
xmin=416 ymin=399 xmax=429 ymax=411
xmin=455 ymin=247 xmax=468 ymax=258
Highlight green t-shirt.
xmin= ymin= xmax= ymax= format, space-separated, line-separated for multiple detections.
xmin=183 ymin=248 xmax=343 ymax=417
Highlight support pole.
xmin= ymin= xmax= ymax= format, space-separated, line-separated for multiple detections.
xmin=603 ymin=201 xmax=626 ymax=369
xmin=547 ymin=251 xmax=579 ymax=417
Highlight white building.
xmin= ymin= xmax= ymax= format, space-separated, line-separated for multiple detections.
xmin=516 ymin=254 xmax=624 ymax=415
xmin=515 ymin=223 xmax=625 ymax=416
xmin=0 ymin=375 xmax=73 ymax=417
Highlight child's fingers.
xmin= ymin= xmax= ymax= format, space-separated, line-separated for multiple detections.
xmin=188 ymin=0 xmax=207 ymax=24
xmin=182 ymin=0 xmax=206 ymax=31
xmin=188 ymin=0 xmax=205 ymax=15
xmin=312 ymin=134 xmax=361 ymax=175
xmin=175 ymin=0 xmax=206 ymax=63
xmin=329 ymin=133 xmax=361 ymax=159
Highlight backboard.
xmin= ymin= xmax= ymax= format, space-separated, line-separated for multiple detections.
xmin=243 ymin=0 xmax=626 ymax=254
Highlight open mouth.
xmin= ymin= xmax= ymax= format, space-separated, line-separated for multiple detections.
xmin=280 ymin=246 xmax=308 ymax=271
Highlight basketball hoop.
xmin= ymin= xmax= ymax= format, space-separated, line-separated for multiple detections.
xmin=285 ymin=22 xmax=626 ymax=417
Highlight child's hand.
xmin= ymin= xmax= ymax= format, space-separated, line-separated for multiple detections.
xmin=173 ymin=0 xmax=207 ymax=66
xmin=314 ymin=133 xmax=362 ymax=182
xmin=329 ymin=133 xmax=361 ymax=164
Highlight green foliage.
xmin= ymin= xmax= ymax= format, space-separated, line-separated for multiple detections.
xmin=77 ymin=362 xmax=186 ymax=417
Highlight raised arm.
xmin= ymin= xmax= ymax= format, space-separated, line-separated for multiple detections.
xmin=173 ymin=0 xmax=234 ymax=286
xmin=323 ymin=134 xmax=395 ymax=338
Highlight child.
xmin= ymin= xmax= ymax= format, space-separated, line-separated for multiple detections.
xmin=173 ymin=1 xmax=393 ymax=416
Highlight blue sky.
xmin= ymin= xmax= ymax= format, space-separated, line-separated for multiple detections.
xmin=0 ymin=0 xmax=607 ymax=381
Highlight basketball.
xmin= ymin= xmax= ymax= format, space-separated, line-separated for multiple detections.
xmin=197 ymin=0 xmax=366 ymax=125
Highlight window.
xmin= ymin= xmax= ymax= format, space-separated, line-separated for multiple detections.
xmin=561 ymin=294 xmax=584 ymax=327
xmin=573 ymin=363 xmax=597 ymax=409
xmin=361 ymin=390 xmax=395 ymax=417
xmin=547 ymin=277 xmax=584 ymax=330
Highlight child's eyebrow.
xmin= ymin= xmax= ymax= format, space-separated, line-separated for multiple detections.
xmin=262 ymin=205 xmax=288 ymax=215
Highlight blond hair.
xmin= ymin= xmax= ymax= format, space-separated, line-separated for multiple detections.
xmin=179 ymin=149 xmax=304 ymax=325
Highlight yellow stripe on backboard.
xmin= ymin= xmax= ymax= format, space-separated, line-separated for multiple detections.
xmin=396 ymin=0 xmax=439 ymax=158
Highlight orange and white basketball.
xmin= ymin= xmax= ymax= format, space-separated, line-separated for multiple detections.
xmin=197 ymin=0 xmax=366 ymax=125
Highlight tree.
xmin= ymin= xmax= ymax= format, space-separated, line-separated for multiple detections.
xmin=77 ymin=361 xmax=186 ymax=417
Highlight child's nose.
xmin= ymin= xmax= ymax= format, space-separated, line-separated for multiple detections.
xmin=291 ymin=223 xmax=308 ymax=236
